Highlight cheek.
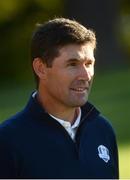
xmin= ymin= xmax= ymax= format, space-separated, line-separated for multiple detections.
xmin=86 ymin=68 xmax=94 ymax=82
xmin=92 ymin=70 xmax=94 ymax=77
xmin=46 ymin=68 xmax=74 ymax=91
xmin=90 ymin=67 xmax=94 ymax=77
xmin=48 ymin=73 xmax=69 ymax=90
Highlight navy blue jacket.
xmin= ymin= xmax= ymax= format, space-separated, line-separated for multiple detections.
xmin=0 ymin=94 xmax=119 ymax=179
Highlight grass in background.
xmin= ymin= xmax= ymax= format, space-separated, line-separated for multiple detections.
xmin=119 ymin=144 xmax=130 ymax=178
xmin=0 ymin=68 xmax=130 ymax=178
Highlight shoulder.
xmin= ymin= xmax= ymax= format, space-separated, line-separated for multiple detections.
xmin=82 ymin=102 xmax=117 ymax=139
xmin=0 ymin=115 xmax=20 ymax=143
xmin=0 ymin=110 xmax=27 ymax=130
xmin=0 ymin=108 xmax=31 ymax=144
xmin=0 ymin=113 xmax=25 ymax=178
xmin=0 ymin=94 xmax=36 ymax=135
xmin=91 ymin=114 xmax=118 ymax=148
xmin=96 ymin=114 xmax=116 ymax=135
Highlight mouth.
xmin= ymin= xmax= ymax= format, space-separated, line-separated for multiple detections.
xmin=70 ymin=87 xmax=88 ymax=93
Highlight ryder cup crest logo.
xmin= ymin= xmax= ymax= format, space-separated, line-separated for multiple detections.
xmin=98 ymin=145 xmax=110 ymax=163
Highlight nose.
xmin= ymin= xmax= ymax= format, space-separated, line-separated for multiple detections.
xmin=77 ymin=65 xmax=94 ymax=81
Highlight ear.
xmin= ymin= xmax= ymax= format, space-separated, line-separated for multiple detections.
xmin=32 ymin=58 xmax=47 ymax=79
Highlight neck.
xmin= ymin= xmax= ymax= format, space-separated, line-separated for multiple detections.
xmin=36 ymin=91 xmax=79 ymax=124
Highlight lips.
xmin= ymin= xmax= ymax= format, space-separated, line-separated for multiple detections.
xmin=70 ymin=87 xmax=88 ymax=92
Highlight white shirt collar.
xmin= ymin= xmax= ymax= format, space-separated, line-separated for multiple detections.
xmin=49 ymin=108 xmax=81 ymax=141
xmin=32 ymin=91 xmax=81 ymax=141
xmin=32 ymin=91 xmax=37 ymax=98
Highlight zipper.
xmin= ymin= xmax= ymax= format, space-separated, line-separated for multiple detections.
xmin=74 ymin=106 xmax=95 ymax=157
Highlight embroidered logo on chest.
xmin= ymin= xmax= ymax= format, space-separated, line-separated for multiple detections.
xmin=98 ymin=145 xmax=110 ymax=163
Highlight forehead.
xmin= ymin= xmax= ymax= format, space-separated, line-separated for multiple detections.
xmin=58 ymin=43 xmax=95 ymax=61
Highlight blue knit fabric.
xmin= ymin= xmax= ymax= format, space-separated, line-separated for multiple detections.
xmin=0 ymin=94 xmax=119 ymax=178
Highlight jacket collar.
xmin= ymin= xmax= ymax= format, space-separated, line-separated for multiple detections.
xmin=24 ymin=92 xmax=100 ymax=124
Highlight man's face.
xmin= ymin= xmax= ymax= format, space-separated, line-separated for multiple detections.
xmin=41 ymin=43 xmax=95 ymax=108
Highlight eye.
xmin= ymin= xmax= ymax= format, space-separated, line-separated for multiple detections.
xmin=69 ymin=62 xmax=78 ymax=66
xmin=85 ymin=59 xmax=95 ymax=67
xmin=67 ymin=61 xmax=79 ymax=67
xmin=85 ymin=62 xmax=92 ymax=67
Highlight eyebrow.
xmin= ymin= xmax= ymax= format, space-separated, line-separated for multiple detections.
xmin=66 ymin=58 xmax=79 ymax=62
xmin=66 ymin=58 xmax=95 ymax=64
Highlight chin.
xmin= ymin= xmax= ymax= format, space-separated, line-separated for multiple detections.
xmin=71 ymin=99 xmax=88 ymax=107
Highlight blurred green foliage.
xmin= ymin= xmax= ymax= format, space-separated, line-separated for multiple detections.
xmin=0 ymin=0 xmax=64 ymax=83
xmin=0 ymin=0 xmax=130 ymax=84
xmin=117 ymin=0 xmax=130 ymax=58
xmin=0 ymin=0 xmax=130 ymax=83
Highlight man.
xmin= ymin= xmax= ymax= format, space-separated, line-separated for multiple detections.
xmin=0 ymin=17 xmax=119 ymax=178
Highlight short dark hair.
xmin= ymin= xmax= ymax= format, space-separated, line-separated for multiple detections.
xmin=31 ymin=17 xmax=96 ymax=85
